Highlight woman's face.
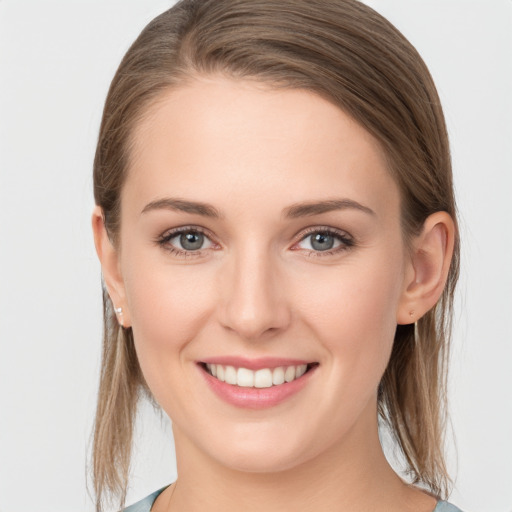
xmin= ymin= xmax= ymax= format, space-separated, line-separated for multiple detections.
xmin=116 ymin=77 xmax=412 ymax=472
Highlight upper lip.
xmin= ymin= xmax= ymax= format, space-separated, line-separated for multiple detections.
xmin=199 ymin=356 xmax=315 ymax=371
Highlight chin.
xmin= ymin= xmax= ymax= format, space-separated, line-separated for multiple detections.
xmin=202 ymin=427 xmax=316 ymax=474
xmin=215 ymin=448 xmax=307 ymax=474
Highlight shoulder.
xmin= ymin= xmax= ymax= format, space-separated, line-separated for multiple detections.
xmin=122 ymin=486 xmax=169 ymax=512
xmin=434 ymin=501 xmax=465 ymax=512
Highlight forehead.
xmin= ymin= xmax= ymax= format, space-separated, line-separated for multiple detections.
xmin=124 ymin=76 xmax=399 ymax=221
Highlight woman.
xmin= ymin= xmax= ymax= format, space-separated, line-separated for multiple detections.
xmin=91 ymin=0 xmax=462 ymax=510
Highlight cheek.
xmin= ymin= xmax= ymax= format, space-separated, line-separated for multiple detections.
xmin=129 ymin=272 xmax=202 ymax=341
xmin=295 ymin=254 xmax=403 ymax=379
xmin=121 ymin=251 xmax=216 ymax=389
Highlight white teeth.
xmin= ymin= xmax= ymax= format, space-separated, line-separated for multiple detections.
xmin=254 ymin=369 xmax=273 ymax=388
xmin=296 ymin=364 xmax=307 ymax=378
xmin=225 ymin=365 xmax=237 ymax=385
xmin=205 ymin=363 xmax=311 ymax=387
xmin=237 ymin=367 xmax=254 ymax=387
xmin=284 ymin=366 xmax=296 ymax=382
xmin=272 ymin=366 xmax=285 ymax=385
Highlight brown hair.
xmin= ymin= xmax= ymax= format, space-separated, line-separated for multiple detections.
xmin=92 ymin=0 xmax=459 ymax=509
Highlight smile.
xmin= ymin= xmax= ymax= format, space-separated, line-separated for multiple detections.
xmin=204 ymin=363 xmax=309 ymax=388
xmin=199 ymin=359 xmax=318 ymax=409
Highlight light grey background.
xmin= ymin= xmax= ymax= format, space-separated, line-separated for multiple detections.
xmin=0 ymin=1 xmax=511 ymax=511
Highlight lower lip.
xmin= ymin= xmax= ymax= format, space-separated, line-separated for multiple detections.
xmin=198 ymin=364 xmax=317 ymax=409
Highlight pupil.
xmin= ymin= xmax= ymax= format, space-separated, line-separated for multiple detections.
xmin=180 ymin=232 xmax=204 ymax=250
xmin=311 ymin=233 xmax=334 ymax=251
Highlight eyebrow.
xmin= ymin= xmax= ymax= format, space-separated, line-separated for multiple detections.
xmin=282 ymin=198 xmax=375 ymax=218
xmin=141 ymin=198 xmax=223 ymax=218
xmin=141 ymin=197 xmax=375 ymax=219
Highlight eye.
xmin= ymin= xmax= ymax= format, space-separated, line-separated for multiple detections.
xmin=293 ymin=227 xmax=354 ymax=256
xmin=156 ymin=227 xmax=216 ymax=256
xmin=173 ymin=231 xmax=210 ymax=251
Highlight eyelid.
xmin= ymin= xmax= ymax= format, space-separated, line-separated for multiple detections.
xmin=158 ymin=225 xmax=213 ymax=241
xmin=292 ymin=225 xmax=353 ymax=245
xmin=295 ymin=225 xmax=352 ymax=239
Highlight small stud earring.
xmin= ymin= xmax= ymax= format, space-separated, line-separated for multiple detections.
xmin=114 ymin=306 xmax=124 ymax=326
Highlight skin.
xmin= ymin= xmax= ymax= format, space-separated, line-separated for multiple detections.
xmin=93 ymin=76 xmax=455 ymax=512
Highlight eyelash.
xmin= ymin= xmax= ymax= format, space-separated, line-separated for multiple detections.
xmin=156 ymin=226 xmax=215 ymax=259
xmin=155 ymin=226 xmax=354 ymax=259
xmin=294 ymin=226 xmax=354 ymax=257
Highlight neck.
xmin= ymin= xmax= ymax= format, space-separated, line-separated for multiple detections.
xmin=160 ymin=402 xmax=431 ymax=512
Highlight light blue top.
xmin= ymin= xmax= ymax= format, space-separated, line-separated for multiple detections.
xmin=123 ymin=485 xmax=464 ymax=511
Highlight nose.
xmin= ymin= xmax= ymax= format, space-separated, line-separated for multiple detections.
xmin=217 ymin=243 xmax=292 ymax=341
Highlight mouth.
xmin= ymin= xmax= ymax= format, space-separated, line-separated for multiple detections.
xmin=200 ymin=362 xmax=318 ymax=388
xmin=197 ymin=357 xmax=319 ymax=408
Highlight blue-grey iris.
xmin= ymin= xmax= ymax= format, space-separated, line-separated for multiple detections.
xmin=181 ymin=232 xmax=204 ymax=250
xmin=311 ymin=233 xmax=334 ymax=251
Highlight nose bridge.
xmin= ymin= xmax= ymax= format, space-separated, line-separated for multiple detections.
xmin=218 ymin=240 xmax=290 ymax=340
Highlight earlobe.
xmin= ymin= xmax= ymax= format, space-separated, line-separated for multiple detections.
xmin=397 ymin=211 xmax=455 ymax=325
xmin=91 ymin=206 xmax=132 ymax=327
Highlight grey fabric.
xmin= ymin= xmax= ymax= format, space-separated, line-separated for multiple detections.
xmin=435 ymin=501 xmax=464 ymax=512
xmin=123 ymin=486 xmax=167 ymax=512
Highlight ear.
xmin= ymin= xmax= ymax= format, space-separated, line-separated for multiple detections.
xmin=397 ymin=211 xmax=456 ymax=325
xmin=91 ymin=205 xmax=132 ymax=327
